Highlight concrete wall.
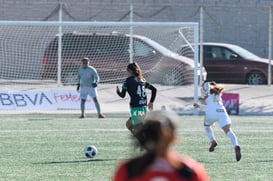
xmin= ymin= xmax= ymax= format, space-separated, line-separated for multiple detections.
xmin=0 ymin=0 xmax=271 ymax=57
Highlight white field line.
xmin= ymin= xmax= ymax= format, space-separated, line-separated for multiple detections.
xmin=0 ymin=128 xmax=127 ymax=133
xmin=0 ymin=128 xmax=272 ymax=133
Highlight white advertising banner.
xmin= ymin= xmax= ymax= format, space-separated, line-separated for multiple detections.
xmin=0 ymin=89 xmax=94 ymax=110
xmin=0 ymin=91 xmax=15 ymax=110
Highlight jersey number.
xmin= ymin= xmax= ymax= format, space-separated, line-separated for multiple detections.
xmin=137 ymin=85 xmax=146 ymax=98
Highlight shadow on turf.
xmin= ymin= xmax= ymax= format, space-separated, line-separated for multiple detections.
xmin=32 ymin=158 xmax=116 ymax=165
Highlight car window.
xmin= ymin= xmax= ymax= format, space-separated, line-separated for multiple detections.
xmin=92 ymin=36 xmax=129 ymax=56
xmin=61 ymin=35 xmax=130 ymax=56
xmin=222 ymin=48 xmax=236 ymax=60
xmin=204 ymin=46 xmax=214 ymax=59
xmin=231 ymin=45 xmax=260 ymax=59
xmin=203 ymin=45 xmax=242 ymax=60
xmin=211 ymin=47 xmax=224 ymax=59
xmin=133 ymin=40 xmax=154 ymax=57
xmin=61 ymin=36 xmax=93 ymax=55
xmin=142 ymin=37 xmax=175 ymax=56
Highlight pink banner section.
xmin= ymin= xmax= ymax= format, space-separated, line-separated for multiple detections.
xmin=222 ymin=92 xmax=239 ymax=115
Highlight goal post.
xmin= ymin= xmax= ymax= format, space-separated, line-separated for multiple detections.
xmin=0 ymin=21 xmax=201 ymax=101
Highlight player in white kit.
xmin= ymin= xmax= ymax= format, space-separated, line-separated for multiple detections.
xmin=194 ymin=81 xmax=241 ymax=161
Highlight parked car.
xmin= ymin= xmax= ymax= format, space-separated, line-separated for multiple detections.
xmin=177 ymin=42 xmax=273 ymax=85
xmin=41 ymin=32 xmax=206 ymax=85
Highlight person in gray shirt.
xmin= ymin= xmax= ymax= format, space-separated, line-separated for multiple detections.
xmin=77 ymin=57 xmax=105 ymax=118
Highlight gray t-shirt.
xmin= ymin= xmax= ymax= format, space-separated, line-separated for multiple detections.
xmin=78 ymin=65 xmax=99 ymax=87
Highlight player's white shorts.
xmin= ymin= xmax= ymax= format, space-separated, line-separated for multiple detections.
xmin=80 ymin=86 xmax=97 ymax=99
xmin=204 ymin=109 xmax=231 ymax=128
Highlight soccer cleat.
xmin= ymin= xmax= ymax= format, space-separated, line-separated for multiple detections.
xmin=235 ymin=145 xmax=241 ymax=161
xmin=209 ymin=140 xmax=218 ymax=152
xmin=79 ymin=115 xmax=85 ymax=119
xmin=98 ymin=114 xmax=105 ymax=118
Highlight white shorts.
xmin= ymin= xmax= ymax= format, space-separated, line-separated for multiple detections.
xmin=204 ymin=111 xmax=231 ymax=128
xmin=80 ymin=86 xmax=97 ymax=99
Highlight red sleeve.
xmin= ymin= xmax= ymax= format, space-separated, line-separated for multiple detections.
xmin=181 ymin=155 xmax=210 ymax=181
xmin=191 ymin=161 xmax=210 ymax=181
xmin=112 ymin=162 xmax=129 ymax=181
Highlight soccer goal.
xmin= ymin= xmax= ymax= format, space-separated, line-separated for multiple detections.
xmin=0 ymin=21 xmax=200 ymax=85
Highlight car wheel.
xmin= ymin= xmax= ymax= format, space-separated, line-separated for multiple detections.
xmin=159 ymin=68 xmax=184 ymax=85
xmin=61 ymin=69 xmax=78 ymax=85
xmin=246 ymin=71 xmax=266 ymax=85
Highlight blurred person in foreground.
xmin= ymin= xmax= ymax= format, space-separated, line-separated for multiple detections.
xmin=77 ymin=57 xmax=105 ymax=119
xmin=112 ymin=110 xmax=210 ymax=181
xmin=193 ymin=81 xmax=241 ymax=161
xmin=116 ymin=62 xmax=157 ymax=134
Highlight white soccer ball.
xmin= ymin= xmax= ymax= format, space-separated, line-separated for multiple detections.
xmin=84 ymin=145 xmax=97 ymax=158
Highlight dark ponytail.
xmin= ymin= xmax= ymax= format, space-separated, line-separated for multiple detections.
xmin=127 ymin=62 xmax=145 ymax=81
xmin=126 ymin=110 xmax=178 ymax=178
xmin=126 ymin=121 xmax=162 ymax=178
xmin=209 ymin=81 xmax=224 ymax=95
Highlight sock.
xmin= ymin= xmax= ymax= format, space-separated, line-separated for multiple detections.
xmin=81 ymin=100 xmax=85 ymax=116
xmin=94 ymin=102 xmax=101 ymax=115
xmin=226 ymin=129 xmax=238 ymax=148
xmin=204 ymin=126 xmax=216 ymax=142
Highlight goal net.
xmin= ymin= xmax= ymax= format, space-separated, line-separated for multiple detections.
xmin=0 ymin=21 xmax=200 ymax=113
xmin=0 ymin=21 xmax=200 ymax=88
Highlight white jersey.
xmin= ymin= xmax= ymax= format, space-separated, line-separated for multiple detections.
xmin=204 ymin=94 xmax=231 ymax=128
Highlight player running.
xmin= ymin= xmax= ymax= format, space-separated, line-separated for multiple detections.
xmin=116 ymin=62 xmax=157 ymax=134
xmin=193 ymin=81 xmax=241 ymax=161
xmin=77 ymin=57 xmax=105 ymax=119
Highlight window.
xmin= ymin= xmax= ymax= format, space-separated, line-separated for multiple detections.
xmin=222 ymin=48 xmax=236 ymax=60
xmin=211 ymin=47 xmax=223 ymax=59
xmin=204 ymin=46 xmax=214 ymax=59
xmin=133 ymin=40 xmax=154 ymax=57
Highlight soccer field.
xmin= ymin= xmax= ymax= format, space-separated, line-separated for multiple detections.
xmin=0 ymin=114 xmax=272 ymax=181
